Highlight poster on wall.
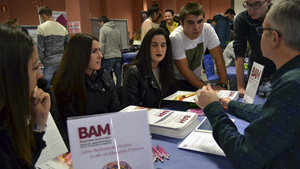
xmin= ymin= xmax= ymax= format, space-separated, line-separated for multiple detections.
xmin=37 ymin=6 xmax=67 ymax=26
xmin=52 ymin=11 xmax=67 ymax=26
xmin=69 ymin=21 xmax=81 ymax=33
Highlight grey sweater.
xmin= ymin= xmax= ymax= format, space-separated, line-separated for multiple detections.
xmin=99 ymin=21 xmax=122 ymax=59
xmin=37 ymin=21 xmax=69 ymax=66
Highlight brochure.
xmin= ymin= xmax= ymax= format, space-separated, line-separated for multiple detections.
xmin=178 ymin=117 xmax=235 ymax=156
xmin=243 ymin=62 xmax=264 ymax=104
xmin=120 ymin=106 xmax=200 ymax=139
xmin=35 ymin=113 xmax=68 ymax=167
xmin=67 ymin=110 xmax=154 ymax=169
xmin=164 ymin=90 xmax=239 ymax=103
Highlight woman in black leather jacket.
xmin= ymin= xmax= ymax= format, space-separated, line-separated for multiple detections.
xmin=123 ymin=28 xmax=176 ymax=108
xmin=52 ymin=33 xmax=121 ymax=149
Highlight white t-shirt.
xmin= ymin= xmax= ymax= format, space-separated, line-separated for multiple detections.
xmin=170 ymin=23 xmax=220 ymax=80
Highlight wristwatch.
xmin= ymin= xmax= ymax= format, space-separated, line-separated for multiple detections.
xmin=219 ymin=83 xmax=228 ymax=90
xmin=33 ymin=123 xmax=47 ymax=133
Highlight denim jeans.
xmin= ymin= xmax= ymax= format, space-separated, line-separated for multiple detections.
xmin=102 ymin=58 xmax=122 ymax=87
xmin=43 ymin=65 xmax=58 ymax=87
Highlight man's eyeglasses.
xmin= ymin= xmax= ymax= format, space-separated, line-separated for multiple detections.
xmin=256 ymin=26 xmax=281 ymax=37
xmin=243 ymin=0 xmax=267 ymax=9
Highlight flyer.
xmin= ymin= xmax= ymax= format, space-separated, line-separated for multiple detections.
xmin=67 ymin=110 xmax=154 ymax=169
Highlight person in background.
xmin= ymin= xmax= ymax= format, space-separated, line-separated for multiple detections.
xmin=170 ymin=2 xmax=228 ymax=91
xmin=5 ymin=18 xmax=19 ymax=26
xmin=153 ymin=11 xmax=163 ymax=28
xmin=234 ymin=0 xmax=276 ymax=97
xmin=160 ymin=9 xmax=180 ymax=35
xmin=206 ymin=18 xmax=215 ymax=28
xmin=194 ymin=0 xmax=300 ymax=168
xmin=222 ymin=41 xmax=236 ymax=67
xmin=123 ymin=28 xmax=176 ymax=108
xmin=37 ymin=6 xmax=70 ymax=87
xmin=214 ymin=8 xmax=236 ymax=50
xmin=141 ymin=3 xmax=159 ymax=41
xmin=98 ymin=15 xmax=122 ymax=87
xmin=0 ymin=24 xmax=50 ymax=168
xmin=133 ymin=28 xmax=141 ymax=46
xmin=52 ymin=33 xmax=121 ymax=148
xmin=130 ymin=29 xmax=142 ymax=52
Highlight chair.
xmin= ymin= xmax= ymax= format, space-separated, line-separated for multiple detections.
xmin=202 ymin=54 xmax=219 ymax=81
xmin=122 ymin=52 xmax=137 ymax=65
xmin=121 ymin=52 xmax=138 ymax=81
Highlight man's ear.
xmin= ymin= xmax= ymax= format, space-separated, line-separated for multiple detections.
xmin=267 ymin=0 xmax=272 ymax=6
xmin=272 ymin=31 xmax=281 ymax=48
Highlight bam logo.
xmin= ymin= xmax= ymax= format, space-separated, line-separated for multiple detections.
xmin=78 ymin=124 xmax=110 ymax=139
xmin=251 ymin=67 xmax=261 ymax=79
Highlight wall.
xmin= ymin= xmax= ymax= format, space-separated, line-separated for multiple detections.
xmin=0 ymin=0 xmax=232 ymax=38
xmin=0 ymin=0 xmax=65 ymax=25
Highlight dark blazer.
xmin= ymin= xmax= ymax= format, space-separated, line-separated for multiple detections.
xmin=123 ymin=65 xmax=173 ymax=108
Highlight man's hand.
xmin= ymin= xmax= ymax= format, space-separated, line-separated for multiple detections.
xmin=220 ymin=97 xmax=231 ymax=110
xmin=194 ymin=84 xmax=219 ymax=109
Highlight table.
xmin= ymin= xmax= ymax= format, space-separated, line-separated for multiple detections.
xmin=152 ymin=100 xmax=251 ymax=169
xmin=226 ymin=66 xmax=248 ymax=78
xmin=226 ymin=66 xmax=248 ymax=90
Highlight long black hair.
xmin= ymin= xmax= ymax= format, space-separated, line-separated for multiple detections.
xmin=52 ymin=33 xmax=98 ymax=118
xmin=130 ymin=28 xmax=175 ymax=85
xmin=0 ymin=24 xmax=35 ymax=165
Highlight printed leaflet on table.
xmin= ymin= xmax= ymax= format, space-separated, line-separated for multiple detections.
xmin=243 ymin=62 xmax=264 ymax=104
xmin=120 ymin=106 xmax=200 ymax=139
xmin=163 ymin=90 xmax=239 ymax=103
xmin=178 ymin=117 xmax=235 ymax=156
xmin=67 ymin=110 xmax=154 ymax=169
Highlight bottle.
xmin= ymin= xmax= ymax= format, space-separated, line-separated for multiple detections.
xmin=258 ymin=78 xmax=272 ymax=104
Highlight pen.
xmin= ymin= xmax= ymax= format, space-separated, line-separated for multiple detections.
xmin=152 ymin=145 xmax=163 ymax=158
xmin=152 ymin=146 xmax=163 ymax=163
xmin=157 ymin=147 xmax=169 ymax=160
xmin=157 ymin=145 xmax=169 ymax=157
xmin=153 ymin=154 xmax=157 ymax=163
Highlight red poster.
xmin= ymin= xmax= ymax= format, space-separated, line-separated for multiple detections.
xmin=1 ymin=5 xmax=7 ymax=12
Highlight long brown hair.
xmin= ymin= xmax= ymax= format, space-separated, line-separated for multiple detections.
xmin=52 ymin=33 xmax=98 ymax=118
xmin=0 ymin=24 xmax=34 ymax=165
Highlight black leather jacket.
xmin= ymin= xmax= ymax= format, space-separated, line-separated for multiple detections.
xmin=123 ymin=65 xmax=173 ymax=108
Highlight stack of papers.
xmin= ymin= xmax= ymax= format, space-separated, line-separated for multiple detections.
xmin=120 ymin=106 xmax=200 ymax=139
xmin=163 ymin=90 xmax=239 ymax=102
